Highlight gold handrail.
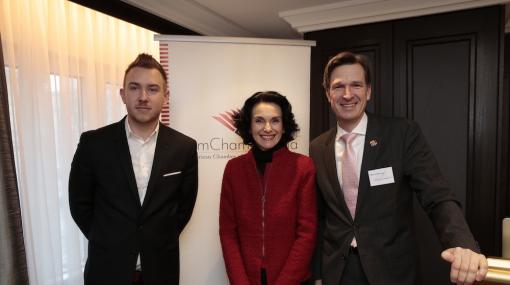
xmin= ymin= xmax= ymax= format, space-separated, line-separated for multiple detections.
xmin=484 ymin=258 xmax=510 ymax=284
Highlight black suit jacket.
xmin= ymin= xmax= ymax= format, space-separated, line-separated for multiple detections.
xmin=310 ymin=114 xmax=478 ymax=285
xmin=69 ymin=117 xmax=198 ymax=285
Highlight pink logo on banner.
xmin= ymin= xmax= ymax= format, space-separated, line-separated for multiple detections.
xmin=213 ymin=109 xmax=239 ymax=134
xmin=159 ymin=42 xmax=170 ymax=126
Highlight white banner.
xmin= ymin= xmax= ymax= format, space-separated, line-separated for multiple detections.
xmin=156 ymin=35 xmax=315 ymax=285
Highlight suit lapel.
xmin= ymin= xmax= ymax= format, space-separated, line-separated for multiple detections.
xmin=113 ymin=118 xmax=141 ymax=208
xmin=141 ymin=123 xmax=168 ymax=210
xmin=355 ymin=114 xmax=381 ymax=218
xmin=322 ymin=128 xmax=353 ymax=222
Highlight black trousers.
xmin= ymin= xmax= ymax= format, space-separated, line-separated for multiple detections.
xmin=261 ymin=268 xmax=312 ymax=285
xmin=339 ymin=247 xmax=370 ymax=285
xmin=132 ymin=270 xmax=143 ymax=285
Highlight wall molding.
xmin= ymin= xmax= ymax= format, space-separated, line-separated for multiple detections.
xmin=280 ymin=0 xmax=509 ymax=33
xmin=121 ymin=0 xmax=254 ymax=36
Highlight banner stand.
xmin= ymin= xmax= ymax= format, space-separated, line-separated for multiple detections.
xmin=156 ymin=35 xmax=315 ymax=285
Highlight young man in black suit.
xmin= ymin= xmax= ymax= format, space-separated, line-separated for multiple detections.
xmin=69 ymin=53 xmax=198 ymax=284
xmin=310 ymin=51 xmax=487 ymax=285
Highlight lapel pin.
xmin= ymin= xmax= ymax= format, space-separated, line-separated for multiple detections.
xmin=369 ymin=139 xmax=378 ymax=147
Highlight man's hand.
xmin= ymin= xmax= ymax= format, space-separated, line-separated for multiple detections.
xmin=314 ymin=280 xmax=322 ymax=285
xmin=441 ymin=247 xmax=488 ymax=284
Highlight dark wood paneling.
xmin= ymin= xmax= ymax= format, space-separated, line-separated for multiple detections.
xmin=411 ymin=40 xmax=471 ymax=207
xmin=502 ymin=34 xmax=510 ymax=246
xmin=306 ymin=5 xmax=508 ymax=284
xmin=394 ymin=6 xmax=504 ymax=257
xmin=400 ymin=35 xmax=476 ymax=285
xmin=406 ymin=41 xmax=473 ymax=283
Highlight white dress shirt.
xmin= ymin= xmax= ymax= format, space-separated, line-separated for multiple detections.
xmin=335 ymin=113 xmax=368 ymax=188
xmin=125 ymin=119 xmax=159 ymax=270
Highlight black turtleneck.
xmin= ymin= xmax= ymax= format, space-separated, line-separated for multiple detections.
xmin=252 ymin=140 xmax=286 ymax=175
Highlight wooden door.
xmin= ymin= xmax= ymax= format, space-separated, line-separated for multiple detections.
xmin=306 ymin=5 xmax=507 ymax=284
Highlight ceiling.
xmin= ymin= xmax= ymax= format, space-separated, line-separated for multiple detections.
xmin=122 ymin=0 xmax=510 ymax=39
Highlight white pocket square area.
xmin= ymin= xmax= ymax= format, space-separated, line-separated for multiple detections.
xmin=163 ymin=171 xmax=181 ymax=177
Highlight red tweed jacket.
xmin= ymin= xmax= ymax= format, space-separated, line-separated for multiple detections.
xmin=219 ymin=147 xmax=317 ymax=285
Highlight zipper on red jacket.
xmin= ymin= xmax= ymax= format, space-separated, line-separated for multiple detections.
xmin=259 ymin=163 xmax=271 ymax=261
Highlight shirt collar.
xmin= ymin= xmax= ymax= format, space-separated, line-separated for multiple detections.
xmin=125 ymin=118 xmax=160 ymax=142
xmin=336 ymin=112 xmax=368 ymax=141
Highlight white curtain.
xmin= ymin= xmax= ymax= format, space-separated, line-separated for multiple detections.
xmin=0 ymin=0 xmax=158 ymax=284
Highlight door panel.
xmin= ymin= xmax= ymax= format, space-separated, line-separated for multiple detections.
xmin=306 ymin=5 xmax=506 ymax=285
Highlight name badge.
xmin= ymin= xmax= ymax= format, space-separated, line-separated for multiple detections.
xmin=368 ymin=167 xmax=395 ymax=187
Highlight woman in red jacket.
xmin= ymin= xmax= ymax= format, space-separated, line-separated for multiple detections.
xmin=219 ymin=91 xmax=317 ymax=285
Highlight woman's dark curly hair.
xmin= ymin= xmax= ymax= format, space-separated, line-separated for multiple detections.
xmin=234 ymin=91 xmax=299 ymax=146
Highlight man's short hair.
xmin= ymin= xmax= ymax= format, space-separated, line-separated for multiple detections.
xmin=123 ymin=53 xmax=167 ymax=88
xmin=323 ymin=51 xmax=372 ymax=92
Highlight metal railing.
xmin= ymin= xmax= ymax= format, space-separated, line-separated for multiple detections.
xmin=484 ymin=258 xmax=510 ymax=284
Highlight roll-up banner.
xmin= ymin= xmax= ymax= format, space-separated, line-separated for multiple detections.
xmin=156 ymin=35 xmax=315 ymax=285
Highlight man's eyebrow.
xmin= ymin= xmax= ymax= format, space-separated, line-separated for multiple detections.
xmin=332 ymin=80 xmax=364 ymax=85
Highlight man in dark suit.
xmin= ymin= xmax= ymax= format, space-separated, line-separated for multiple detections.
xmin=69 ymin=53 xmax=198 ymax=285
xmin=310 ymin=51 xmax=487 ymax=285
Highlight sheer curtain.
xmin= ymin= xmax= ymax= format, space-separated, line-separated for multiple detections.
xmin=0 ymin=0 xmax=158 ymax=284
